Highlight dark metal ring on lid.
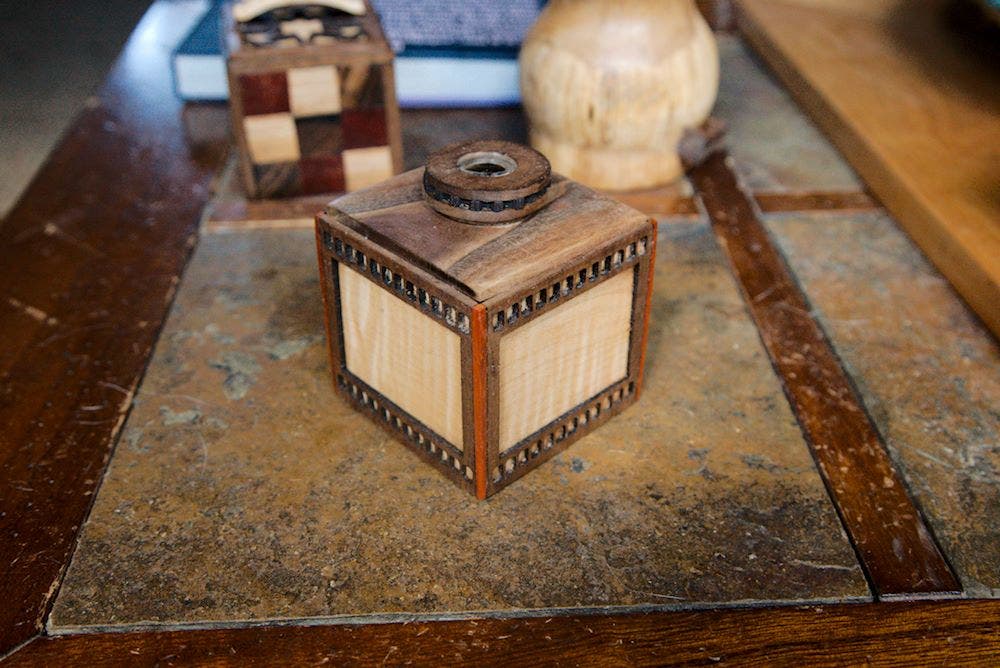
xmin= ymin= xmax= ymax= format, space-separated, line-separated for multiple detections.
xmin=422 ymin=140 xmax=554 ymax=224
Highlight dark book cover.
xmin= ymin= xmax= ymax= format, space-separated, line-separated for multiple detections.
xmin=171 ymin=0 xmax=228 ymax=100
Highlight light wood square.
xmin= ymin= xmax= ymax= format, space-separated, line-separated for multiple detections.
xmin=339 ymin=264 xmax=464 ymax=449
xmin=498 ymin=269 xmax=634 ymax=451
xmin=343 ymin=145 xmax=393 ymax=191
xmin=288 ymin=65 xmax=342 ymax=117
xmin=243 ymin=113 xmax=300 ymax=164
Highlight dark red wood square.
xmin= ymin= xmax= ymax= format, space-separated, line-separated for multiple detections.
xmin=239 ymin=72 xmax=290 ymax=116
xmin=341 ymin=108 xmax=388 ymax=149
xmin=300 ymin=155 xmax=345 ymax=194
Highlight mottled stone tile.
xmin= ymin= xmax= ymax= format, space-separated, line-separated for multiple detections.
xmin=714 ymin=35 xmax=861 ymax=192
xmin=50 ymin=223 xmax=866 ymax=629
xmin=768 ymin=212 xmax=1000 ymax=596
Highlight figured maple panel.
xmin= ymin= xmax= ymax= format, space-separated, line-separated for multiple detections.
xmin=498 ymin=269 xmax=634 ymax=451
xmin=342 ymin=145 xmax=393 ymax=191
xmin=287 ymin=65 xmax=342 ymax=117
xmin=339 ymin=264 xmax=463 ymax=448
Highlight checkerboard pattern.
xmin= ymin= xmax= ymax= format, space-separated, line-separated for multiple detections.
xmin=236 ymin=64 xmax=393 ymax=198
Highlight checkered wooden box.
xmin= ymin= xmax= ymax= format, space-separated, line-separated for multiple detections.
xmin=315 ymin=141 xmax=657 ymax=499
xmin=226 ymin=1 xmax=402 ymax=199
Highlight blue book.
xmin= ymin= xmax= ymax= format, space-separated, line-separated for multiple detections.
xmin=171 ymin=1 xmax=228 ymax=101
xmin=170 ymin=0 xmax=542 ymax=106
xmin=393 ymin=46 xmax=521 ymax=108
xmin=374 ymin=0 xmax=542 ymax=107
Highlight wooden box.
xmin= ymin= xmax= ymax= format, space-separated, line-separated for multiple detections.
xmin=314 ymin=141 xmax=656 ymax=498
xmin=226 ymin=0 xmax=403 ymax=199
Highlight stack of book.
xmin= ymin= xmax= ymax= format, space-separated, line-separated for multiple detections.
xmin=172 ymin=0 xmax=543 ymax=106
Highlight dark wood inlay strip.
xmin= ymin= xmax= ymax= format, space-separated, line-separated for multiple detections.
xmin=10 ymin=600 xmax=1000 ymax=665
xmin=616 ymin=190 xmax=878 ymax=220
xmin=688 ymin=151 xmax=960 ymax=598
xmin=208 ymin=188 xmax=881 ymax=231
xmin=610 ymin=191 xmax=701 ymax=219
xmin=0 ymin=2 xmax=229 ymax=654
xmin=755 ymin=190 xmax=879 ymax=213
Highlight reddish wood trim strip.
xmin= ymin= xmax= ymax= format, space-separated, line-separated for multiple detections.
xmin=754 ymin=190 xmax=879 ymax=213
xmin=471 ymin=304 xmax=489 ymax=500
xmin=205 ymin=189 xmax=882 ymax=239
xmin=688 ymin=151 xmax=960 ymax=599
xmin=615 ymin=190 xmax=878 ymax=220
xmin=635 ymin=219 xmax=658 ymax=398
xmin=611 ymin=192 xmax=700 ymax=218
xmin=207 ymin=189 xmax=881 ymax=233
xmin=0 ymin=2 xmax=229 ymax=655
xmin=9 ymin=600 xmax=1000 ymax=665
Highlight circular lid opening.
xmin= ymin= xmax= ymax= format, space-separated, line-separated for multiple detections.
xmin=457 ymin=151 xmax=518 ymax=177
xmin=423 ymin=140 xmax=553 ymax=224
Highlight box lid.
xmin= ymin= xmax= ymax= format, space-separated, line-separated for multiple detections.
xmin=322 ymin=161 xmax=651 ymax=304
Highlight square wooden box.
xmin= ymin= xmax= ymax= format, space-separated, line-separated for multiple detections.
xmin=226 ymin=1 xmax=403 ymax=199
xmin=314 ymin=142 xmax=656 ymax=498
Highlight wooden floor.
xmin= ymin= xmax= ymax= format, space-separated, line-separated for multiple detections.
xmin=1 ymin=0 xmax=998 ymax=663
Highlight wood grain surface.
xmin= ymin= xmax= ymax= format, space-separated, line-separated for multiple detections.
xmin=422 ymin=140 xmax=552 ymax=220
xmin=2 ymin=0 xmax=996 ymax=660
xmin=207 ymin=183 xmax=335 ymax=232
xmin=520 ymin=0 xmax=718 ymax=189
xmin=738 ymin=0 xmax=1000 ymax=338
xmin=339 ymin=262 xmax=465 ymax=448
xmin=227 ymin=0 xmax=392 ymax=67
xmin=227 ymin=0 xmax=403 ymax=199
xmin=498 ymin=269 xmax=634 ymax=450
xmin=330 ymin=168 xmax=651 ymax=304
xmin=752 ymin=190 xmax=877 ymax=214
xmin=689 ymin=151 xmax=960 ymax=598
xmin=0 ymin=1 xmax=229 ymax=655
xmin=12 ymin=600 xmax=1000 ymax=666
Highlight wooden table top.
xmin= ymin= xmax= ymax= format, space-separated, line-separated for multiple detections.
xmin=1 ymin=1 xmax=998 ymax=664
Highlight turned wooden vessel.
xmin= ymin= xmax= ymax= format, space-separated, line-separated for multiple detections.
xmin=519 ymin=0 xmax=718 ymax=190
xmin=227 ymin=0 xmax=402 ymax=199
xmin=315 ymin=140 xmax=657 ymax=498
